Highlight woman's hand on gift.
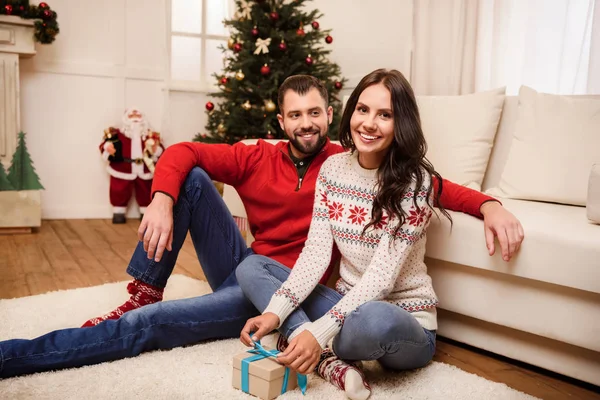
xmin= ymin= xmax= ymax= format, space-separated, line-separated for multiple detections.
xmin=240 ymin=312 xmax=280 ymax=347
xmin=276 ymin=331 xmax=322 ymax=375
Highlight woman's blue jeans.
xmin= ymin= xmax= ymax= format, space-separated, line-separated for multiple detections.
xmin=0 ymin=167 xmax=259 ymax=379
xmin=236 ymin=255 xmax=436 ymax=371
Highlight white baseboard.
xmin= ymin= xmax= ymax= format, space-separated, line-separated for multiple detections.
xmin=42 ymin=206 xmax=142 ymax=220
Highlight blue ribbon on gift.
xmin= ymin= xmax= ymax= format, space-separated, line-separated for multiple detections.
xmin=241 ymin=340 xmax=308 ymax=396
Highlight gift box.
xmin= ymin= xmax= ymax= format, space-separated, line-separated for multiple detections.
xmin=232 ymin=343 xmax=307 ymax=400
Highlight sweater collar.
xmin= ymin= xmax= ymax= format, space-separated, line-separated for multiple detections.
xmin=350 ymin=151 xmax=379 ymax=179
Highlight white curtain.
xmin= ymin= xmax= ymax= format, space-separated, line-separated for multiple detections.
xmin=588 ymin=0 xmax=600 ymax=93
xmin=411 ymin=0 xmax=599 ymax=95
xmin=411 ymin=0 xmax=480 ymax=95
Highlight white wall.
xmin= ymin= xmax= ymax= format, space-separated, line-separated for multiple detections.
xmin=20 ymin=0 xmax=412 ymax=219
xmin=310 ymin=0 xmax=413 ymax=93
xmin=20 ymin=0 xmax=172 ymax=219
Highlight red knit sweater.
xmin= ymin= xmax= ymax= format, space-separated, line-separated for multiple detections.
xmin=152 ymin=139 xmax=497 ymax=283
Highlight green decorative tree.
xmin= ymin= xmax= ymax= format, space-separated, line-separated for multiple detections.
xmin=195 ymin=0 xmax=346 ymax=144
xmin=7 ymin=131 xmax=44 ymax=190
xmin=0 ymin=162 xmax=14 ymax=190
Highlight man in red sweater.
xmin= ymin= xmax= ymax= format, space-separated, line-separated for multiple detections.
xmin=0 ymin=75 xmax=523 ymax=379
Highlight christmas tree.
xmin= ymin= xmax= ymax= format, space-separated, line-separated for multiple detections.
xmin=7 ymin=132 xmax=44 ymax=191
xmin=0 ymin=162 xmax=14 ymax=190
xmin=196 ymin=0 xmax=346 ymax=144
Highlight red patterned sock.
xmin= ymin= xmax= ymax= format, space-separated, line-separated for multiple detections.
xmin=81 ymin=279 xmax=163 ymax=328
xmin=276 ymin=333 xmax=289 ymax=352
xmin=317 ymin=349 xmax=371 ymax=400
xmin=126 ymin=279 xmax=139 ymax=295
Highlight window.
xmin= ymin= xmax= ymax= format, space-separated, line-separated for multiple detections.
xmin=168 ymin=0 xmax=233 ymax=91
xmin=475 ymin=0 xmax=597 ymax=95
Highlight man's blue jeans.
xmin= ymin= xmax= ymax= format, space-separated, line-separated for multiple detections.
xmin=0 ymin=167 xmax=259 ymax=379
xmin=236 ymin=255 xmax=436 ymax=370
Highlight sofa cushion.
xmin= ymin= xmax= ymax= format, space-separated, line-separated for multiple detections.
xmin=417 ymin=87 xmax=505 ymax=191
xmin=588 ymin=164 xmax=600 ymax=223
xmin=425 ymin=198 xmax=600 ymax=294
xmin=487 ymin=86 xmax=600 ymax=206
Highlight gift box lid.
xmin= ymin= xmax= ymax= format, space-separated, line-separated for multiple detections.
xmin=232 ymin=348 xmax=287 ymax=381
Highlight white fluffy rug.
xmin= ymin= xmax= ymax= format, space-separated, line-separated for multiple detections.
xmin=0 ymin=275 xmax=538 ymax=400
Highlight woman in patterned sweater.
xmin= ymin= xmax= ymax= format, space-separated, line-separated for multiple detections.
xmin=236 ymin=68 xmax=451 ymax=400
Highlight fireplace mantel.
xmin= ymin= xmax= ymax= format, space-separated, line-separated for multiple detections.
xmin=0 ymin=15 xmax=36 ymax=168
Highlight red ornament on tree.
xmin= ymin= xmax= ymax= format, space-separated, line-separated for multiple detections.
xmin=270 ymin=12 xmax=279 ymax=22
xmin=4 ymin=5 xmax=13 ymax=14
xmin=260 ymin=64 xmax=271 ymax=76
xmin=205 ymin=102 xmax=215 ymax=111
xmin=39 ymin=2 xmax=49 ymax=8
xmin=311 ymin=21 xmax=319 ymax=29
xmin=335 ymin=81 xmax=343 ymax=90
xmin=19 ymin=5 xmax=24 ymax=12
xmin=296 ymin=28 xmax=305 ymax=37
xmin=251 ymin=26 xmax=259 ymax=37
xmin=220 ymin=77 xmax=228 ymax=85
xmin=278 ymin=41 xmax=287 ymax=51
xmin=43 ymin=9 xmax=52 ymax=19
xmin=325 ymin=35 xmax=333 ymax=44
xmin=266 ymin=132 xmax=275 ymax=139
xmin=233 ymin=43 xmax=242 ymax=52
xmin=305 ymin=56 xmax=313 ymax=66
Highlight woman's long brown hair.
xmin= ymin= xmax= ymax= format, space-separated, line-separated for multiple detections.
xmin=339 ymin=69 xmax=451 ymax=236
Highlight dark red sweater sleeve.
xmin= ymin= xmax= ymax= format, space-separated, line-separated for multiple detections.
xmin=433 ymin=177 xmax=501 ymax=219
xmin=151 ymin=140 xmax=266 ymax=203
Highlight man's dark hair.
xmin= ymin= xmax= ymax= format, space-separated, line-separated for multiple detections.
xmin=277 ymin=75 xmax=329 ymax=112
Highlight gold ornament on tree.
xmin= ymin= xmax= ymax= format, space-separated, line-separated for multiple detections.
xmin=227 ymin=37 xmax=235 ymax=49
xmin=265 ymin=100 xmax=276 ymax=112
xmin=235 ymin=70 xmax=245 ymax=81
xmin=217 ymin=123 xmax=226 ymax=133
xmin=242 ymin=100 xmax=252 ymax=110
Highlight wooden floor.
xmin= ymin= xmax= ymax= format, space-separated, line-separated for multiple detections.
xmin=1 ymin=219 xmax=598 ymax=400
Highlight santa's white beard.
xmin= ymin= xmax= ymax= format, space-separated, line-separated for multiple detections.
xmin=123 ymin=122 xmax=146 ymax=139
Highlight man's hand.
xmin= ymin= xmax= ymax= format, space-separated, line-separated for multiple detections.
xmin=480 ymin=201 xmax=525 ymax=262
xmin=276 ymin=330 xmax=322 ymax=375
xmin=137 ymin=192 xmax=174 ymax=262
xmin=240 ymin=313 xmax=280 ymax=347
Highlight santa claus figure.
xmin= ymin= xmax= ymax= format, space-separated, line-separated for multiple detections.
xmin=99 ymin=108 xmax=164 ymax=224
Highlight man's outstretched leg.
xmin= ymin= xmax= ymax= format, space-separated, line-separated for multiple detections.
xmin=83 ymin=167 xmax=249 ymax=326
xmin=0 ymin=273 xmax=259 ymax=379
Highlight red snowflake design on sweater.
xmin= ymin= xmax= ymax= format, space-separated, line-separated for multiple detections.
xmin=373 ymin=214 xmax=388 ymax=230
xmin=407 ymin=207 xmax=431 ymax=227
xmin=348 ymin=205 xmax=367 ymax=225
xmin=320 ymin=191 xmax=328 ymax=206
xmin=328 ymin=202 xmax=344 ymax=221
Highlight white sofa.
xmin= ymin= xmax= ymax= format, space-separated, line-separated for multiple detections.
xmin=222 ymin=95 xmax=600 ymax=386
xmin=425 ymin=95 xmax=600 ymax=387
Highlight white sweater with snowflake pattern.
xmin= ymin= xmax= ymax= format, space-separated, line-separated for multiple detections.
xmin=263 ymin=152 xmax=439 ymax=349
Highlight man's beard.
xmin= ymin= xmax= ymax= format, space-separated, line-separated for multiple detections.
xmin=288 ymin=130 xmax=327 ymax=157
